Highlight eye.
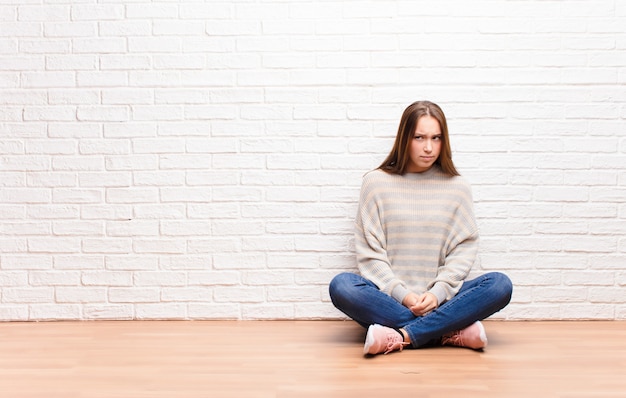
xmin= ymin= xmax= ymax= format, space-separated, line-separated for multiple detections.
xmin=414 ymin=135 xmax=423 ymax=140
xmin=433 ymin=135 xmax=442 ymax=141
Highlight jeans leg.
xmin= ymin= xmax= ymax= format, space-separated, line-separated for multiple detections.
xmin=329 ymin=272 xmax=415 ymax=329
xmin=402 ymin=272 xmax=513 ymax=347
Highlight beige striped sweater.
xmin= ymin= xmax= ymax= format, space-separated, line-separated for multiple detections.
xmin=355 ymin=165 xmax=480 ymax=306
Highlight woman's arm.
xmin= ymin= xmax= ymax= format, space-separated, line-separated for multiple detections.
xmin=354 ymin=176 xmax=410 ymax=304
xmin=428 ymin=183 xmax=480 ymax=305
xmin=428 ymin=232 xmax=479 ymax=305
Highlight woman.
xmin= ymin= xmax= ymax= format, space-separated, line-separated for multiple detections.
xmin=329 ymin=101 xmax=513 ymax=355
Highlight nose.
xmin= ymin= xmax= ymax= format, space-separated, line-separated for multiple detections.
xmin=424 ymin=139 xmax=432 ymax=152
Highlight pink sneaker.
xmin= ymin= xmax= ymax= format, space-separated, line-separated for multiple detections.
xmin=363 ymin=324 xmax=409 ymax=355
xmin=441 ymin=321 xmax=488 ymax=350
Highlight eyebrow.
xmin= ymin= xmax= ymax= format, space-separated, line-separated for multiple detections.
xmin=414 ymin=132 xmax=442 ymax=137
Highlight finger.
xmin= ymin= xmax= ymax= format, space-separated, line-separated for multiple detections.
xmin=410 ymin=304 xmax=428 ymax=316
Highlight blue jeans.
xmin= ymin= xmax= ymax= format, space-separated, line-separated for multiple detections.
xmin=329 ymin=272 xmax=513 ymax=348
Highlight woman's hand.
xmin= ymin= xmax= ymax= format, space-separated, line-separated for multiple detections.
xmin=403 ymin=292 xmax=438 ymax=316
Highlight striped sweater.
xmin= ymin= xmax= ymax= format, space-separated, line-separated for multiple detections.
xmin=355 ymin=165 xmax=480 ymax=306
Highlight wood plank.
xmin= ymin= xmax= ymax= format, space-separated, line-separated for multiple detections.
xmin=0 ymin=320 xmax=624 ymax=397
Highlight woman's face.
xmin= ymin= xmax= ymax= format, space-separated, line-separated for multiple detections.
xmin=407 ymin=115 xmax=442 ymax=173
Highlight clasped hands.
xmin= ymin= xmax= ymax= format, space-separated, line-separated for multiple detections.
xmin=402 ymin=292 xmax=438 ymax=316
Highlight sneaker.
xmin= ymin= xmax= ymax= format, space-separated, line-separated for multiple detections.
xmin=363 ymin=324 xmax=409 ymax=355
xmin=441 ymin=321 xmax=488 ymax=350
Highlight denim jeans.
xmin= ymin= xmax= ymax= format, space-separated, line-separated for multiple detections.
xmin=329 ymin=271 xmax=513 ymax=348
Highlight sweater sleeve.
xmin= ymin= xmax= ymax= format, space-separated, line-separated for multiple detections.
xmin=427 ymin=180 xmax=480 ymax=305
xmin=428 ymin=232 xmax=479 ymax=305
xmin=354 ymin=174 xmax=410 ymax=303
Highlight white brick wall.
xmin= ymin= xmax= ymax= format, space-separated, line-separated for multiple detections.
xmin=1 ymin=0 xmax=625 ymax=321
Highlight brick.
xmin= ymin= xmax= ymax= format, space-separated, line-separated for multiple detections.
xmin=189 ymin=271 xmax=239 ymax=285
xmin=77 ymin=106 xmax=129 ymax=121
xmin=163 ymin=256 xmax=213 ymax=271
xmin=82 ymin=239 xmax=132 ymax=254
xmin=560 ymin=304 xmax=615 ymax=320
xmin=180 ymin=4 xmax=232 ymax=19
xmin=46 ymin=55 xmax=97 ymax=71
xmin=81 ymin=271 xmax=132 ymax=286
xmin=55 ymin=287 xmax=106 ymax=303
xmin=213 ymin=254 xmax=266 ymax=270
xmin=109 ymin=287 xmax=159 ymax=303
xmin=0 ymin=271 xmax=27 ymax=286
xmin=186 ymin=138 xmax=238 ymax=153
xmin=0 ymin=306 xmax=28 ymax=321
xmin=161 ymin=221 xmax=211 ymax=237
xmin=133 ymin=171 xmax=185 ymax=187
xmin=1 ymin=255 xmax=52 ymax=270
xmin=52 ymin=221 xmax=103 ymax=236
xmin=132 ymin=105 xmax=183 ymax=121
xmin=104 ymin=123 xmax=156 ymax=138
xmin=188 ymin=304 xmax=240 ymax=320
xmin=100 ymin=55 xmax=151 ymax=70
xmin=106 ymin=220 xmax=159 ymax=237
xmin=54 ymin=255 xmax=104 ymax=270
xmin=241 ymin=304 xmax=294 ymax=320
xmin=161 ymin=287 xmax=211 ymax=302
xmin=102 ymin=89 xmax=153 ymax=105
xmin=70 ymin=5 xmax=124 ymax=21
xmin=25 ymin=205 xmax=80 ymax=220
xmin=48 ymin=88 xmax=100 ymax=105
xmin=135 ymin=303 xmax=187 ymax=320
xmin=80 ymin=205 xmax=131 ymax=221
xmin=160 ymin=155 xmax=212 ymax=170
xmin=133 ymin=239 xmax=186 ymax=254
xmin=265 ymin=186 xmax=318 ymax=202
xmin=30 ymin=304 xmax=81 ymax=320
xmin=128 ymin=37 xmax=181 ymax=54
xmin=160 ymin=187 xmax=211 ymax=202
xmin=3 ymin=287 xmax=53 ymax=303
xmin=18 ymin=5 xmax=70 ymax=22
xmin=21 ymin=72 xmax=74 ymax=88
xmin=0 ymin=238 xmax=27 ymax=253
xmin=28 ymin=238 xmax=80 ymax=253
xmin=241 ymin=237 xmax=295 ymax=252
xmin=78 ymin=172 xmax=131 ymax=187
xmin=0 ymin=23 xmax=41 ymax=38
xmin=564 ymin=271 xmax=614 ymax=286
xmin=44 ymin=22 xmax=96 ymax=37
xmin=105 ymin=155 xmax=157 ymax=171
xmin=133 ymin=204 xmax=185 ymax=219
xmin=83 ymin=304 xmax=133 ymax=320
xmin=212 ymin=221 xmax=264 ymax=236
xmin=23 ymin=106 xmax=76 ymax=121
xmin=0 ymin=221 xmax=49 ymax=235
xmin=214 ymin=286 xmax=265 ymax=303
xmin=72 ymin=38 xmax=126 ymax=54
xmin=53 ymin=189 xmax=102 ymax=204
xmin=562 ymin=236 xmax=617 ymax=253
xmin=187 ymin=238 xmax=240 ymax=254
xmin=20 ymin=39 xmax=70 ymax=54
xmin=125 ymin=3 xmax=178 ymax=19
xmin=154 ymin=88 xmax=208 ymax=104
xmin=153 ymin=21 xmax=205 ymax=36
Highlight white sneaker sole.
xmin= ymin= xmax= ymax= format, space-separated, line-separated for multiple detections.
xmin=363 ymin=324 xmax=379 ymax=355
xmin=476 ymin=321 xmax=488 ymax=348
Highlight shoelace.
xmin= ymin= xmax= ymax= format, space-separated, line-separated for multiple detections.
xmin=441 ymin=331 xmax=462 ymax=347
xmin=383 ymin=336 xmax=410 ymax=354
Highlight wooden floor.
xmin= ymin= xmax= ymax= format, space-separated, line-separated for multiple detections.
xmin=0 ymin=320 xmax=624 ymax=397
